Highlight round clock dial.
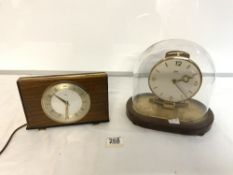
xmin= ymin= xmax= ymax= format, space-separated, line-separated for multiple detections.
xmin=41 ymin=83 xmax=91 ymax=123
xmin=148 ymin=57 xmax=202 ymax=103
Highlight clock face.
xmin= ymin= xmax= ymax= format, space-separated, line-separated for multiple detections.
xmin=41 ymin=83 xmax=91 ymax=123
xmin=148 ymin=57 xmax=202 ymax=103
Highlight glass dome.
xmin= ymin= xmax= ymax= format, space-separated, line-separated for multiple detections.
xmin=127 ymin=39 xmax=215 ymax=135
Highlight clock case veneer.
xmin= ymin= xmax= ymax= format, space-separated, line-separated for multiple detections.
xmin=17 ymin=72 xmax=109 ymax=129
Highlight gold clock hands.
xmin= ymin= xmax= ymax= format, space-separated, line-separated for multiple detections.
xmin=172 ymin=79 xmax=188 ymax=98
xmin=65 ymin=101 xmax=69 ymax=120
xmin=176 ymin=73 xmax=197 ymax=83
xmin=187 ymin=73 xmax=197 ymax=81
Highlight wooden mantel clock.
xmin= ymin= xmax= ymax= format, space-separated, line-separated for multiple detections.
xmin=17 ymin=72 xmax=109 ymax=129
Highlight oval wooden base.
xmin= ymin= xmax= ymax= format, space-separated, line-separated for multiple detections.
xmin=126 ymin=97 xmax=214 ymax=136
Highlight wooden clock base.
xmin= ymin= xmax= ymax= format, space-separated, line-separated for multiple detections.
xmin=126 ymin=97 xmax=214 ymax=136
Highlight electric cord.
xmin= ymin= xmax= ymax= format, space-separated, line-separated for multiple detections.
xmin=0 ymin=123 xmax=27 ymax=156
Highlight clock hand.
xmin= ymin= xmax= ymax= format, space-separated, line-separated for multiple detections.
xmin=54 ymin=95 xmax=70 ymax=120
xmin=54 ymin=94 xmax=67 ymax=104
xmin=186 ymin=73 xmax=197 ymax=81
xmin=176 ymin=73 xmax=197 ymax=83
xmin=172 ymin=79 xmax=188 ymax=98
xmin=65 ymin=101 xmax=69 ymax=120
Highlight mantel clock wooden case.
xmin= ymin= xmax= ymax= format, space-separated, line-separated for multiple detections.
xmin=17 ymin=72 xmax=109 ymax=129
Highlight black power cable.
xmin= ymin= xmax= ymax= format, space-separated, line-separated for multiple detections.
xmin=0 ymin=123 xmax=27 ymax=156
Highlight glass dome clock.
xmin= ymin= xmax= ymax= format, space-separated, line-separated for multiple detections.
xmin=126 ymin=39 xmax=215 ymax=135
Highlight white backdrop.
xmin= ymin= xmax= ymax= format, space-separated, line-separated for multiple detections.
xmin=0 ymin=0 xmax=232 ymax=73
xmin=1 ymin=1 xmax=233 ymax=174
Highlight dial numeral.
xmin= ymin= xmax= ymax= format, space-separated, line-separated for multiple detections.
xmin=151 ymin=77 xmax=156 ymax=81
xmin=194 ymin=81 xmax=198 ymax=86
xmin=176 ymin=61 xmax=182 ymax=66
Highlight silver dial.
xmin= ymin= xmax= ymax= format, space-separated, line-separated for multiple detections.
xmin=148 ymin=57 xmax=202 ymax=103
xmin=41 ymin=83 xmax=91 ymax=123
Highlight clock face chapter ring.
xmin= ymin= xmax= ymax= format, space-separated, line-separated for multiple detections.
xmin=41 ymin=83 xmax=91 ymax=124
xmin=148 ymin=56 xmax=202 ymax=103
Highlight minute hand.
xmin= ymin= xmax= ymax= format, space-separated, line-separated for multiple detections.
xmin=65 ymin=101 xmax=69 ymax=120
xmin=172 ymin=79 xmax=188 ymax=98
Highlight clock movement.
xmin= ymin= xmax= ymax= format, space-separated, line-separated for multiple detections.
xmin=17 ymin=72 xmax=109 ymax=129
xmin=126 ymin=39 xmax=216 ymax=135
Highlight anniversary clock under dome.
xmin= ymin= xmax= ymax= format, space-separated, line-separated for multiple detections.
xmin=126 ymin=39 xmax=216 ymax=135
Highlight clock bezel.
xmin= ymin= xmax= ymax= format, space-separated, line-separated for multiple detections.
xmin=148 ymin=55 xmax=203 ymax=103
xmin=41 ymin=82 xmax=91 ymax=124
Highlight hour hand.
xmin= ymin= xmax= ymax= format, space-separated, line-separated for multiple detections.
xmin=185 ymin=73 xmax=197 ymax=80
xmin=54 ymin=94 xmax=67 ymax=104
xmin=176 ymin=73 xmax=197 ymax=83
